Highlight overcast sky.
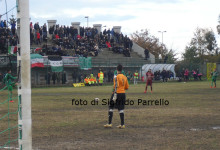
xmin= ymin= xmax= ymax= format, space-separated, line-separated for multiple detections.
xmin=1 ymin=0 xmax=220 ymax=58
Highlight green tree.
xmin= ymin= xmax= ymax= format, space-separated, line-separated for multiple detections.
xmin=190 ymin=28 xmax=207 ymax=58
xmin=182 ymin=46 xmax=200 ymax=70
xmin=166 ymin=49 xmax=177 ymax=64
xmin=185 ymin=27 xmax=219 ymax=64
xmin=205 ymin=30 xmax=218 ymax=55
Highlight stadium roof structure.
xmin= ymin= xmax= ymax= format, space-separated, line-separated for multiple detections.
xmin=142 ymin=64 xmax=176 ymax=78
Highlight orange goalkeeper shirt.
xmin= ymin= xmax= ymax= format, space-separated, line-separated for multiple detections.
xmin=113 ymin=73 xmax=129 ymax=93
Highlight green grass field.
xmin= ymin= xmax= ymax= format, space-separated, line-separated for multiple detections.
xmin=0 ymin=81 xmax=220 ymax=150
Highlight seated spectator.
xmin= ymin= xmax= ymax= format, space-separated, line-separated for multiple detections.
xmin=106 ymin=41 xmax=111 ymax=49
xmin=52 ymin=45 xmax=58 ymax=52
xmin=144 ymin=48 xmax=149 ymax=60
xmin=55 ymin=34 xmax=60 ymax=39
xmin=123 ymin=48 xmax=130 ymax=57
xmin=77 ymin=34 xmax=82 ymax=39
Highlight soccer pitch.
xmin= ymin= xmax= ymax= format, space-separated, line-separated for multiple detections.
xmin=0 ymin=81 xmax=220 ymax=150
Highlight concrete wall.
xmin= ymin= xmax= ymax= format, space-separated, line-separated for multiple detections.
xmin=113 ymin=26 xmax=121 ymax=33
xmin=93 ymin=24 xmax=102 ymax=34
xmin=71 ymin=22 xmax=80 ymax=35
xmin=132 ymin=42 xmax=155 ymax=64
xmin=47 ymin=20 xmax=57 ymax=38
xmin=47 ymin=20 xmax=57 ymax=29
xmin=30 ymin=66 xmax=143 ymax=86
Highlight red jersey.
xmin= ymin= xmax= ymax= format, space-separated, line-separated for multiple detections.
xmin=37 ymin=33 xmax=40 ymax=39
xmin=146 ymin=72 xmax=154 ymax=80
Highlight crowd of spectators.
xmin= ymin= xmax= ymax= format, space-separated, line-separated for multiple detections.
xmin=39 ymin=25 xmax=102 ymax=57
xmin=1 ymin=18 xmax=134 ymax=58
xmin=154 ymin=69 xmax=174 ymax=81
xmin=45 ymin=71 xmax=67 ymax=85
xmin=178 ymin=68 xmax=202 ymax=82
xmin=0 ymin=19 xmax=18 ymax=54
xmin=106 ymin=29 xmax=133 ymax=57
xmin=43 ymin=25 xmax=133 ymax=57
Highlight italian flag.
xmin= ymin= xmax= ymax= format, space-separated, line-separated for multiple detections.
xmin=48 ymin=56 xmax=63 ymax=72
xmin=31 ymin=54 xmax=44 ymax=68
xmin=8 ymin=46 xmax=17 ymax=55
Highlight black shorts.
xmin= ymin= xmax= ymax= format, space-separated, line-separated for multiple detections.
xmin=109 ymin=93 xmax=126 ymax=111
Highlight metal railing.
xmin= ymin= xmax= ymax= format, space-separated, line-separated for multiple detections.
xmin=0 ymin=55 xmax=167 ymax=68
xmin=91 ymin=57 xmax=149 ymax=67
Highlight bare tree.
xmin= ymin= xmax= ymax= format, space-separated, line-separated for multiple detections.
xmin=131 ymin=29 xmax=168 ymax=59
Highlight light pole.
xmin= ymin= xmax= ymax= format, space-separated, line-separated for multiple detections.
xmin=158 ymin=31 xmax=167 ymax=46
xmin=85 ymin=16 xmax=89 ymax=28
xmin=217 ymin=15 xmax=220 ymax=34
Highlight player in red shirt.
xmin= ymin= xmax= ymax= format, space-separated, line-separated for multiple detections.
xmin=144 ymin=69 xmax=154 ymax=93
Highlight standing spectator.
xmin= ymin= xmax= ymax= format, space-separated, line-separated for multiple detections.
xmin=0 ymin=20 xmax=5 ymax=28
xmin=110 ymin=70 xmax=114 ymax=82
xmin=198 ymin=73 xmax=203 ymax=81
xmin=30 ymin=22 xmax=33 ymax=31
xmin=34 ymin=22 xmax=40 ymax=37
xmin=197 ymin=69 xmax=202 ymax=81
xmin=45 ymin=72 xmax=51 ymax=85
xmin=144 ymin=48 xmax=149 ymax=60
xmin=42 ymin=23 xmax=47 ymax=42
xmin=62 ymin=71 xmax=66 ymax=84
xmin=107 ymin=70 xmax=112 ymax=82
xmin=36 ymin=31 xmax=41 ymax=45
xmin=98 ymin=70 xmax=104 ymax=85
xmin=49 ymin=25 xmax=55 ymax=35
xmin=133 ymin=70 xmax=139 ymax=85
xmin=30 ymin=30 xmax=34 ymax=45
xmin=52 ymin=72 xmax=56 ymax=84
xmin=57 ymin=72 xmax=61 ymax=84
xmin=192 ymin=70 xmax=197 ymax=80
xmin=78 ymin=73 xmax=82 ymax=83
xmin=81 ymin=74 xmax=84 ymax=83
xmin=72 ymin=71 xmax=77 ymax=83
xmin=166 ymin=70 xmax=170 ymax=80
xmin=104 ymin=71 xmax=107 ymax=83
xmin=107 ymin=28 xmax=110 ymax=40
xmin=184 ymin=69 xmax=189 ymax=82
xmin=161 ymin=69 xmax=167 ymax=82
xmin=154 ymin=71 xmax=158 ymax=80
xmin=10 ymin=19 xmax=16 ymax=35
xmin=181 ymin=68 xmax=185 ymax=81
xmin=164 ymin=55 xmax=168 ymax=64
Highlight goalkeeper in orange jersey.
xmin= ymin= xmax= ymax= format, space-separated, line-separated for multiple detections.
xmin=104 ymin=64 xmax=129 ymax=129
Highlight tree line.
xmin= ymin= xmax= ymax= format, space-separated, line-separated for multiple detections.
xmin=131 ymin=16 xmax=220 ymax=69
